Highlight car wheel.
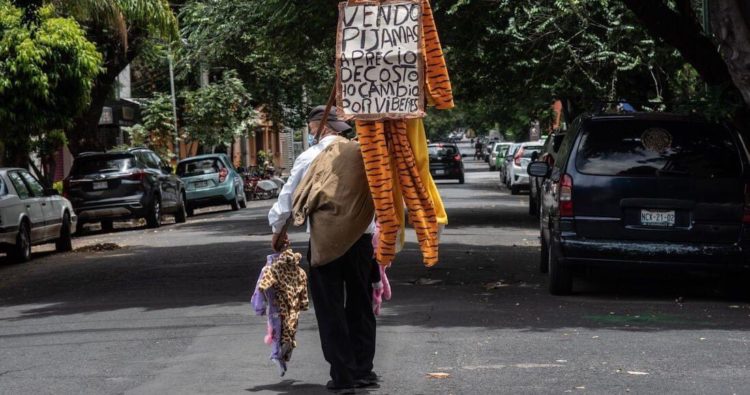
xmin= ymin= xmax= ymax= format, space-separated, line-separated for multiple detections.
xmin=239 ymin=189 xmax=247 ymax=208
xmin=230 ymin=189 xmax=241 ymax=211
xmin=146 ymin=196 xmax=162 ymax=228
xmin=56 ymin=213 xmax=73 ymax=252
xmin=548 ymin=240 xmax=572 ymax=295
xmin=101 ymin=219 xmax=114 ymax=232
xmin=490 ymin=165 xmax=496 ymax=171
xmin=175 ymin=192 xmax=187 ymax=224
xmin=458 ymin=175 xmax=465 ymax=184
xmin=539 ymin=232 xmax=549 ymax=274
xmin=186 ymin=205 xmax=195 ymax=217
xmin=511 ymin=184 xmax=520 ymax=195
xmin=9 ymin=221 xmax=31 ymax=263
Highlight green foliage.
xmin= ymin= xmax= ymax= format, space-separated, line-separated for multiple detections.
xmin=179 ymin=0 xmax=335 ymax=129
xmin=122 ymin=93 xmax=174 ymax=159
xmin=182 ymin=70 xmax=254 ymax=149
xmin=0 ymin=2 xmax=102 ymax=146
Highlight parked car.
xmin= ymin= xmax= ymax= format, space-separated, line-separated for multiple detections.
xmin=529 ymin=113 xmax=750 ymax=295
xmin=489 ymin=142 xmax=512 ymax=171
xmin=507 ymin=140 xmax=544 ymax=194
xmin=500 ymin=143 xmax=522 ymax=186
xmin=429 ymin=143 xmax=465 ymax=184
xmin=177 ymin=154 xmax=246 ymax=216
xmin=529 ymin=133 xmax=566 ymax=216
xmin=64 ymin=148 xmax=186 ymax=232
xmin=0 ymin=168 xmax=76 ymax=262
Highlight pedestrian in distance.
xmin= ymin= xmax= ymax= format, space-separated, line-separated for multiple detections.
xmin=268 ymin=105 xmax=379 ymax=394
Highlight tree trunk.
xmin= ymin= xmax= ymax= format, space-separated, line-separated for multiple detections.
xmin=67 ymin=29 xmax=144 ymax=156
xmin=709 ymin=0 xmax=750 ymax=108
xmin=622 ymin=0 xmax=735 ymax=87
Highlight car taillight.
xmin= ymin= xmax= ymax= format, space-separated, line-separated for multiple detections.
xmin=126 ymin=170 xmax=146 ymax=181
xmin=743 ymin=183 xmax=750 ymax=224
xmin=559 ymin=173 xmax=574 ymax=217
xmin=454 ymin=154 xmax=462 ymax=162
xmin=514 ymin=148 xmax=524 ymax=166
xmin=219 ymin=168 xmax=228 ymax=183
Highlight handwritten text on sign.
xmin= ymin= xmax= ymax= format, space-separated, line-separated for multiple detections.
xmin=337 ymin=2 xmax=424 ymax=119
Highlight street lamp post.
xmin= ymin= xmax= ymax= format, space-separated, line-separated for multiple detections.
xmin=168 ymin=53 xmax=180 ymax=161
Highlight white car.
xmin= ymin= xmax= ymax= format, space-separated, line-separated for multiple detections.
xmin=507 ymin=141 xmax=545 ymax=195
xmin=0 ymin=168 xmax=77 ymax=262
xmin=489 ymin=142 xmax=512 ymax=171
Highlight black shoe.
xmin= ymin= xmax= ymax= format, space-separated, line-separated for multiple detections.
xmin=326 ymin=380 xmax=356 ymax=394
xmin=356 ymin=371 xmax=378 ymax=383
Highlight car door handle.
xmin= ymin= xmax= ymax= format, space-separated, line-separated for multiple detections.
xmin=25 ymin=204 xmax=31 ymax=208
xmin=41 ymin=202 xmax=47 ymax=206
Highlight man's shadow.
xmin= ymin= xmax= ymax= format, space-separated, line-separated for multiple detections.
xmin=247 ymin=379 xmax=380 ymax=394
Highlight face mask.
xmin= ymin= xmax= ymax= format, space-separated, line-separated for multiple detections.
xmin=307 ymin=133 xmax=316 ymax=146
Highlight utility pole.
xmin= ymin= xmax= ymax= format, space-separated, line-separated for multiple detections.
xmin=168 ymin=53 xmax=180 ymax=161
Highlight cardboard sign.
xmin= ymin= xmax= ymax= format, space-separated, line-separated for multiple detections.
xmin=336 ymin=0 xmax=425 ymax=120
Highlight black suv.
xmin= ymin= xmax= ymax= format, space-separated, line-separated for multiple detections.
xmin=529 ymin=113 xmax=750 ymax=295
xmin=429 ymin=143 xmax=465 ymax=184
xmin=64 ymin=148 xmax=186 ymax=231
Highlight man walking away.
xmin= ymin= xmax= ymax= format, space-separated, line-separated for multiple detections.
xmin=268 ymin=106 xmax=378 ymax=393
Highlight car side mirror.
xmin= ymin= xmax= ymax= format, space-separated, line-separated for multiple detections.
xmin=527 ymin=161 xmax=550 ymax=178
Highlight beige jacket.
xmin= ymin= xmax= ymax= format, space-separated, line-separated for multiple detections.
xmin=292 ymin=137 xmax=375 ymax=267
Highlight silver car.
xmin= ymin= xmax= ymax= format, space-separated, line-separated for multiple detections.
xmin=0 ymin=168 xmax=77 ymax=262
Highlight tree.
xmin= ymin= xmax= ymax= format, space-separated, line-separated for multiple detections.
xmin=179 ymin=0 xmax=335 ymax=130
xmin=55 ymin=0 xmax=178 ymax=154
xmin=182 ymin=71 xmax=254 ymax=152
xmin=0 ymin=1 xmax=102 ymax=168
xmin=621 ymin=0 xmax=750 ymax=131
xmin=122 ymin=93 xmax=174 ymax=160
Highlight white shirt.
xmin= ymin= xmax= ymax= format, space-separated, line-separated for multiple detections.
xmin=268 ymin=135 xmax=375 ymax=234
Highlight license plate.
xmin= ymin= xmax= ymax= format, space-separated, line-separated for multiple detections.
xmin=435 ymin=170 xmax=445 ymax=175
xmin=194 ymin=180 xmax=208 ymax=188
xmin=640 ymin=209 xmax=675 ymax=227
xmin=92 ymin=181 xmax=108 ymax=190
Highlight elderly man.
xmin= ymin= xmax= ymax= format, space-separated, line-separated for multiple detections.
xmin=268 ymin=106 xmax=378 ymax=393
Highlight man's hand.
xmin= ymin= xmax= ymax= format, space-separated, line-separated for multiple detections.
xmin=272 ymin=231 xmax=289 ymax=252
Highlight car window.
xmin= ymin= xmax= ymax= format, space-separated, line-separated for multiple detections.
xmin=146 ymin=152 xmax=163 ymax=170
xmin=19 ymin=171 xmax=45 ymax=197
xmin=71 ymin=154 xmax=135 ymax=176
xmin=521 ymin=145 xmax=544 ymax=158
xmin=177 ymin=158 xmax=224 ymax=177
xmin=7 ymin=172 xmax=30 ymax=199
xmin=0 ymin=177 xmax=6 ymax=196
xmin=428 ymin=145 xmax=457 ymax=157
xmin=575 ymin=120 xmax=741 ymax=178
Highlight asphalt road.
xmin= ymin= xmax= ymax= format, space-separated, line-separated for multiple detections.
xmin=1 ymin=143 xmax=749 ymax=394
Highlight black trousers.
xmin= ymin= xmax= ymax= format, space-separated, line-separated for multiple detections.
xmin=308 ymin=234 xmax=377 ymax=385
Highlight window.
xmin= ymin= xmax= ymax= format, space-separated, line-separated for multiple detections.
xmin=19 ymin=171 xmax=45 ymax=197
xmin=428 ymin=145 xmax=457 ymax=157
xmin=576 ymin=120 xmax=741 ymax=178
xmin=71 ymin=154 xmax=135 ymax=176
xmin=7 ymin=172 xmax=30 ymax=199
xmin=521 ymin=145 xmax=543 ymax=158
xmin=177 ymin=158 xmax=224 ymax=177
xmin=148 ymin=153 xmax=164 ymax=170
xmin=0 ymin=178 xmax=6 ymax=196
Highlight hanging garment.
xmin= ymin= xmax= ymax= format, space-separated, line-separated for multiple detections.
xmin=252 ymin=250 xmax=309 ymax=376
xmin=353 ymin=0 xmax=454 ymax=267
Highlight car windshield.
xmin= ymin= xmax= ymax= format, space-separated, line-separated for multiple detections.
xmin=576 ymin=120 xmax=742 ymax=178
xmin=493 ymin=144 xmax=506 ymax=153
xmin=177 ymin=158 xmax=223 ymax=177
xmin=522 ymin=146 xmax=543 ymax=157
xmin=428 ymin=145 xmax=457 ymax=157
xmin=71 ymin=154 xmax=135 ymax=176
